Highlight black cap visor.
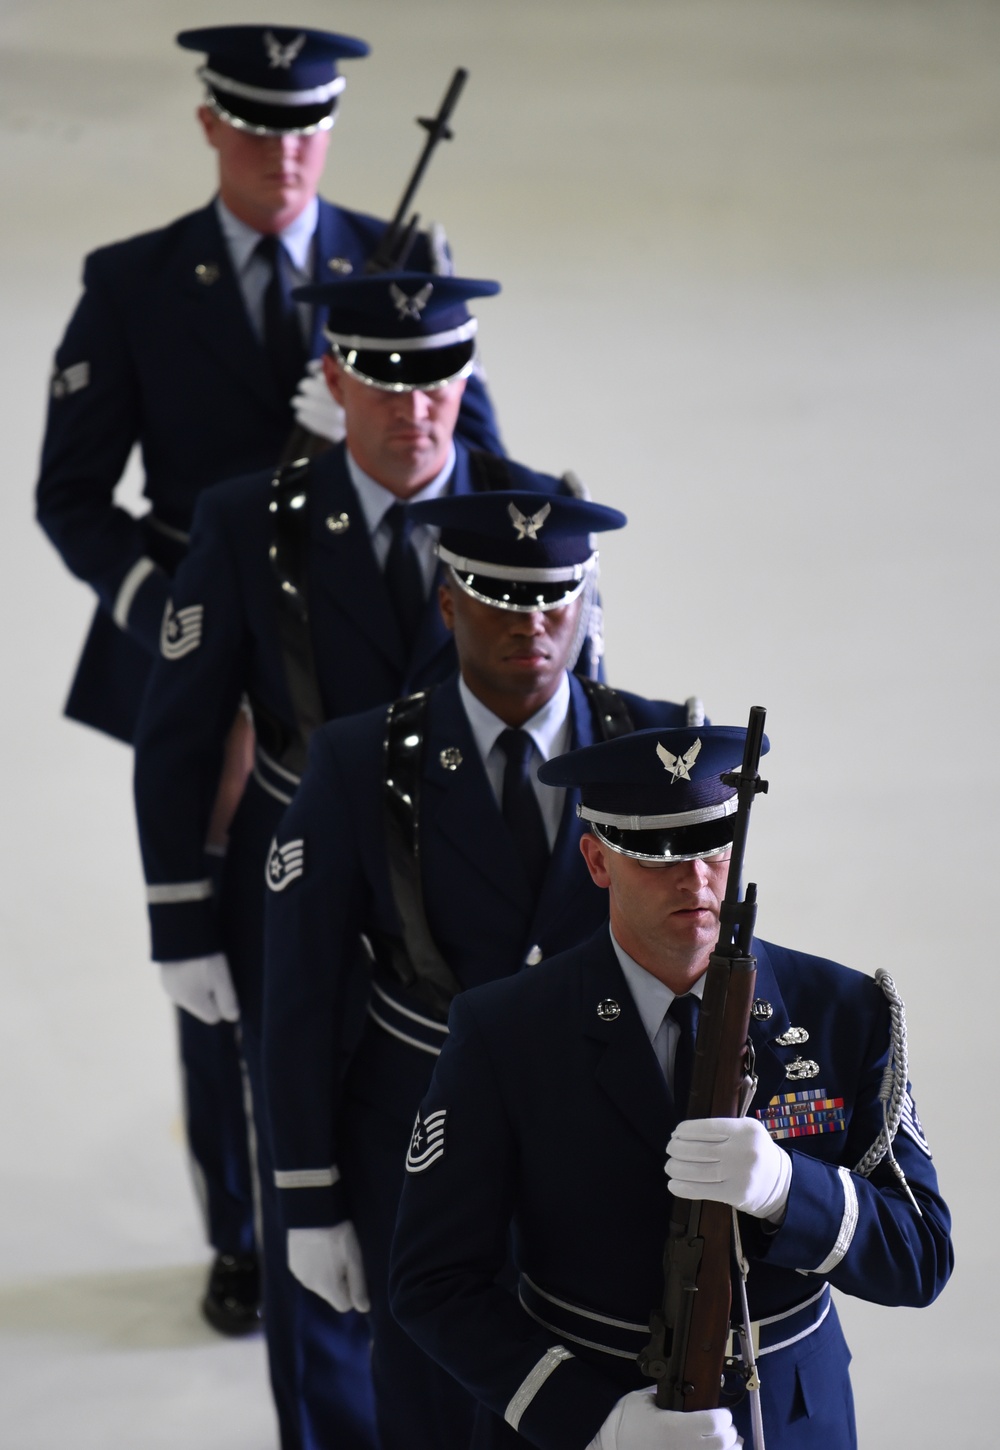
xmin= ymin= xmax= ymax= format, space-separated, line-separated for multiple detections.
xmin=450 ymin=568 xmax=587 ymax=613
xmin=593 ymin=814 xmax=736 ymax=863
xmin=333 ymin=340 xmax=476 ymax=392
xmin=208 ymin=86 xmax=338 ymax=135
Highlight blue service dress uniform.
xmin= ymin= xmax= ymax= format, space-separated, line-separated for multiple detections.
xmin=37 ymin=197 xmax=502 ymax=745
xmin=132 ymin=442 xmax=572 ymax=1450
xmin=261 ymin=675 xmax=693 ymax=1450
xmin=36 ymin=193 xmax=502 ymax=1381
xmin=389 ymin=928 xmax=954 ymax=1450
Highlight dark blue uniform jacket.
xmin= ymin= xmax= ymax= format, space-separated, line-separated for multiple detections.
xmin=134 ymin=441 xmax=565 ymax=1013
xmin=389 ymin=928 xmax=954 ymax=1450
xmin=261 ymin=676 xmax=693 ymax=1233
xmin=37 ymin=198 xmax=502 ymax=742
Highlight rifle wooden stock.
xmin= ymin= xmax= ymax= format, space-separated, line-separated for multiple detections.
xmin=639 ymin=707 xmax=768 ymax=1412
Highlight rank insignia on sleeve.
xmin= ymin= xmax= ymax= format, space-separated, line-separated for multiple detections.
xmin=160 ymin=601 xmax=203 ymax=660
xmin=265 ymin=837 xmax=304 ymax=892
xmin=899 ymin=1090 xmax=932 ymax=1157
xmin=757 ymin=1090 xmax=846 ymax=1141
xmin=50 ymin=361 xmax=90 ymax=399
xmin=405 ymin=1108 xmax=446 ymax=1173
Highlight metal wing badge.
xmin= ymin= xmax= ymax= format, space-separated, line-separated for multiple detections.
xmin=507 ymin=501 xmax=551 ymax=540
xmin=656 ymin=737 xmax=702 ymax=784
xmin=390 ymin=282 xmax=434 ymax=321
xmin=264 ymin=31 xmax=307 ymax=69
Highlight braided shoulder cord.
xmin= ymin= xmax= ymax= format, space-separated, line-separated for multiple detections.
xmin=852 ymin=968 xmax=922 ymax=1215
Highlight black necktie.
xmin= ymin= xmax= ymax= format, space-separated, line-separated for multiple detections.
xmin=668 ymin=994 xmax=700 ymax=1117
xmin=384 ymin=503 xmax=425 ymax=653
xmin=497 ymin=729 xmax=550 ymax=896
xmin=256 ymin=233 xmax=306 ymax=401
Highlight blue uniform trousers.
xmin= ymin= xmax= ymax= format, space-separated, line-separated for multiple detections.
xmin=221 ymin=777 xmax=378 ymax=1450
xmin=340 ymin=1072 xmax=476 ymax=1450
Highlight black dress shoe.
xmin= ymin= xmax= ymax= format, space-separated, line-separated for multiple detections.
xmin=201 ymin=1252 xmax=262 ymax=1336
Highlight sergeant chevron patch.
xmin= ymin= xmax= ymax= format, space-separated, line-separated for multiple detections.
xmin=265 ymin=837 xmax=304 ymax=892
xmin=899 ymin=1090 xmax=932 ymax=1157
xmin=50 ymin=361 xmax=90 ymax=399
xmin=405 ymin=1108 xmax=446 ymax=1173
xmin=160 ymin=601 xmax=204 ymax=660
xmin=757 ymin=1090 xmax=846 ymax=1140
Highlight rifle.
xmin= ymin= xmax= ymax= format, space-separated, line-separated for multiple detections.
xmin=638 ymin=706 xmax=769 ymax=1411
xmin=365 ymin=67 xmax=469 ymax=275
xmin=279 ymin=67 xmax=470 ymax=464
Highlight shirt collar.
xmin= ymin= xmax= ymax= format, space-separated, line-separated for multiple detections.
xmin=215 ymin=195 xmax=318 ymax=275
xmin=345 ymin=444 xmax=457 ymax=536
xmin=458 ymin=671 xmax=572 ymax=767
xmin=610 ymin=926 xmax=706 ymax=1044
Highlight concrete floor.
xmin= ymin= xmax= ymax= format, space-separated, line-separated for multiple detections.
xmin=2 ymin=0 xmax=997 ymax=1444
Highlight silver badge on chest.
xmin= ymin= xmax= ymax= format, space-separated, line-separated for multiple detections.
xmin=775 ymin=1025 xmax=810 ymax=1047
xmin=596 ymin=998 xmax=621 ymax=1022
xmin=785 ymin=1056 xmax=820 ymax=1081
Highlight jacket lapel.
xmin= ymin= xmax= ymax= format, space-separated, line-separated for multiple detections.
xmin=174 ymin=202 xmax=283 ymax=414
xmin=421 ymin=679 xmax=532 ymax=913
xmin=580 ymin=933 xmax=674 ymax=1159
xmin=530 ymin=674 xmax=599 ymax=937
xmin=406 ymin=443 xmax=475 ymax=681
xmin=309 ymin=200 xmax=349 ymax=355
xmin=746 ymin=941 xmax=794 ymax=1115
xmin=308 ymin=449 xmax=407 ymax=669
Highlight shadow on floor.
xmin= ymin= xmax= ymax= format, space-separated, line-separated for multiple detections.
xmin=0 ymin=1263 xmax=242 ymax=1350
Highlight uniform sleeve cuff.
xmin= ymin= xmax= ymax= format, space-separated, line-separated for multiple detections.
xmin=276 ymin=1178 xmax=348 ymax=1229
xmin=149 ymin=897 xmax=221 ymax=961
xmin=114 ymin=557 xmax=170 ymax=655
xmin=746 ymin=1150 xmax=857 ymax=1274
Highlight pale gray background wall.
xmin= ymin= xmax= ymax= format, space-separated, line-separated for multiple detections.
xmin=1 ymin=1 xmax=996 ymax=1445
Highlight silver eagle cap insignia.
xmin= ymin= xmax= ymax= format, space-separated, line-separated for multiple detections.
xmin=507 ymin=501 xmax=551 ymax=540
xmin=656 ymin=738 xmax=702 ymax=784
xmin=390 ymin=282 xmax=433 ymax=322
xmin=264 ymin=31 xmax=306 ymax=70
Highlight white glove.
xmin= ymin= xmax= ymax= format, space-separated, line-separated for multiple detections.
xmin=288 ymin=1223 xmax=370 ymax=1313
xmin=159 ymin=954 xmax=240 ymax=1024
xmin=291 ymin=358 xmax=346 ymax=443
xmin=587 ymin=1388 xmax=741 ymax=1449
xmin=666 ymin=1117 xmax=792 ymax=1220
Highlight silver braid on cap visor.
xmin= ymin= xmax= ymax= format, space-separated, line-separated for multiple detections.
xmin=200 ymin=67 xmax=346 ymax=107
xmin=440 ymin=551 xmax=597 ymax=612
xmin=202 ymin=90 xmax=339 ymax=136
xmin=581 ymin=794 xmax=739 ymax=863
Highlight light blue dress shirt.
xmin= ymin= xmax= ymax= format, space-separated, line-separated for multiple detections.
xmin=215 ymin=195 xmax=318 ymax=344
xmin=458 ymin=673 xmax=571 ymax=849
xmin=345 ymin=446 xmax=456 ymax=593
xmin=611 ymin=927 xmax=706 ymax=1086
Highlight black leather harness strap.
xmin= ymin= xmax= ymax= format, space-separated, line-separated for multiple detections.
xmin=257 ymin=458 xmax=326 ymax=777
xmin=576 ymin=677 xmax=634 ymax=740
xmin=376 ymin=689 xmax=465 ymax=1017
xmin=379 ymin=680 xmax=636 ymax=1018
xmin=260 ymin=452 xmax=522 ymax=780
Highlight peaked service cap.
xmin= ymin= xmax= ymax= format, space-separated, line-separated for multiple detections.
xmin=177 ymin=24 xmax=369 ymax=135
xmin=409 ymin=486 xmax=626 ymax=611
xmin=294 ymin=271 xmax=501 ymax=391
xmin=538 ymin=724 xmax=770 ymax=861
